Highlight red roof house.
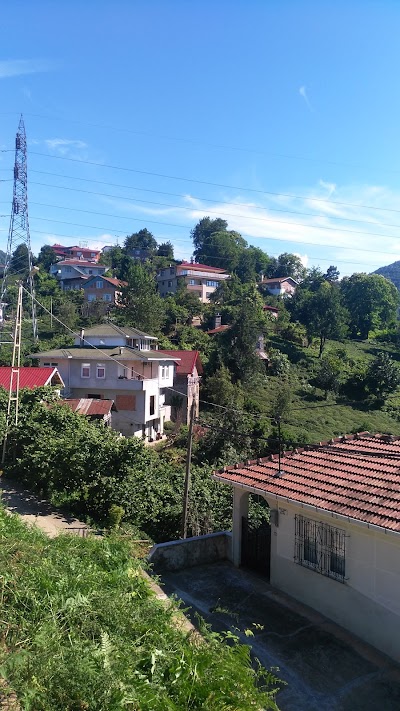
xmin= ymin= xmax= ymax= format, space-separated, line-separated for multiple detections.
xmin=0 ymin=366 xmax=64 ymax=391
xmin=157 ymin=350 xmax=203 ymax=424
xmin=213 ymin=431 xmax=400 ymax=662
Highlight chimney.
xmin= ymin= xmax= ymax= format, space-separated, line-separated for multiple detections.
xmin=80 ymin=328 xmax=85 ymax=347
xmin=214 ymin=313 xmax=222 ymax=329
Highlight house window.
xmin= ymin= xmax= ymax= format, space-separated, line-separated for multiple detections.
xmin=188 ymin=279 xmax=196 ymax=285
xmin=150 ymin=395 xmax=155 ymax=416
xmin=96 ymin=280 xmax=103 ymax=288
xmin=81 ymin=363 xmax=90 ymax=378
xmin=170 ymin=267 xmax=174 ymax=274
xmin=167 ymin=281 xmax=172 ymax=287
xmin=103 ymin=293 xmax=112 ymax=302
xmin=206 ymin=280 xmax=218 ymax=287
xmin=88 ymin=294 xmax=96 ymax=302
xmin=96 ymin=364 xmax=105 ymax=379
xmin=43 ymin=362 xmax=58 ymax=367
xmin=164 ymin=365 xmax=169 ymax=379
xmin=294 ymin=515 xmax=346 ymax=583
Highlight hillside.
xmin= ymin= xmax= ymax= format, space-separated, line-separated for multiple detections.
xmin=372 ymin=260 xmax=400 ymax=290
xmin=0 ymin=507 xmax=279 ymax=710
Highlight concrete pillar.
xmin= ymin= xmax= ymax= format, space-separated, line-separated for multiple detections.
xmin=232 ymin=487 xmax=249 ymax=566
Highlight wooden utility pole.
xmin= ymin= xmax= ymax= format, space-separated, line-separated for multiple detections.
xmin=181 ymin=399 xmax=196 ymax=539
xmin=2 ymin=282 xmax=23 ymax=464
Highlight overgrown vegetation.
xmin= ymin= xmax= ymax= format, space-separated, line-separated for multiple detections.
xmin=0 ymin=508 xmax=280 ymax=710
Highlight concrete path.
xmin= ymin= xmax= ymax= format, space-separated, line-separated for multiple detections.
xmin=160 ymin=561 xmax=400 ymax=711
xmin=0 ymin=477 xmax=89 ymax=537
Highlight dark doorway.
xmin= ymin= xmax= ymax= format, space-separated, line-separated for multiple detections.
xmin=241 ymin=497 xmax=271 ymax=580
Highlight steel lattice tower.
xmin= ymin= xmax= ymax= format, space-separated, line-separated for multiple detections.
xmin=0 ymin=115 xmax=37 ymax=342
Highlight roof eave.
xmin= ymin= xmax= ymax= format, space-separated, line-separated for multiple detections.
xmin=212 ymin=474 xmax=400 ymax=539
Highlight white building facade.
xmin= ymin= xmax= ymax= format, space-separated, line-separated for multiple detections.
xmin=214 ymin=433 xmax=400 ymax=662
xmin=29 ymin=324 xmax=177 ymax=441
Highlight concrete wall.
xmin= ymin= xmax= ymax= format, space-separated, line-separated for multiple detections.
xmin=149 ymin=531 xmax=233 ymax=572
xmin=265 ymin=497 xmax=400 ymax=662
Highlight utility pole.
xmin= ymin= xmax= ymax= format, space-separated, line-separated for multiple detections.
xmin=181 ymin=399 xmax=196 ymax=539
xmin=0 ymin=115 xmax=37 ymax=343
xmin=2 ymin=282 xmax=23 ymax=464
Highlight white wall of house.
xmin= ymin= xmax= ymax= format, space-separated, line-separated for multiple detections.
xmin=232 ymin=486 xmax=400 ymax=662
xmin=37 ymin=355 xmax=175 ymax=440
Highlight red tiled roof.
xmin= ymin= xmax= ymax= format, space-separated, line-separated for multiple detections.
xmin=263 ymin=305 xmax=279 ymax=313
xmin=213 ymin=433 xmax=400 ymax=533
xmin=158 ymin=350 xmax=203 ymax=375
xmin=0 ymin=367 xmax=64 ymax=390
xmin=61 ymin=398 xmax=115 ymax=416
xmin=206 ymin=324 xmax=231 ymax=335
xmin=179 ymin=261 xmax=227 ymax=273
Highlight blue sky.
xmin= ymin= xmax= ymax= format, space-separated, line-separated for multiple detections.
xmin=1 ymin=1 xmax=400 ymax=275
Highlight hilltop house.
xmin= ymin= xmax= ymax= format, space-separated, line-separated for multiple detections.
xmin=156 ymin=262 xmax=230 ymax=303
xmin=51 ymin=243 xmax=101 ymax=262
xmin=49 ymin=260 xmax=107 ymax=290
xmin=29 ymin=324 xmax=178 ymax=441
xmin=259 ymin=276 xmax=297 ymax=297
xmin=81 ymin=275 xmax=127 ymax=306
xmin=158 ymin=350 xmax=203 ymax=425
xmin=213 ymin=432 xmax=400 ymax=662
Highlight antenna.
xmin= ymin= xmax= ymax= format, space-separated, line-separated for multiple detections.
xmin=0 ymin=115 xmax=37 ymax=343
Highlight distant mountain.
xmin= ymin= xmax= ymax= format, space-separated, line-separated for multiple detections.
xmin=372 ymin=261 xmax=400 ymax=290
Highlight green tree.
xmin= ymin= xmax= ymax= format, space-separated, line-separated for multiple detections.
xmin=236 ymin=246 xmax=271 ymax=283
xmin=269 ymin=252 xmax=306 ymax=281
xmin=10 ymin=243 xmax=30 ymax=278
xmin=314 ymin=353 xmax=343 ymax=399
xmin=124 ymin=228 xmax=157 ymax=255
xmin=341 ymin=273 xmax=399 ymax=339
xmin=219 ymin=297 xmax=267 ymax=381
xmin=37 ymin=245 xmax=57 ymax=271
xmin=191 ymin=217 xmax=247 ymax=272
xmin=290 ymin=280 xmax=348 ymax=357
xmin=157 ymin=241 xmax=174 ymax=259
xmin=366 ymin=351 xmax=400 ymax=401
xmin=120 ymin=261 xmax=166 ymax=334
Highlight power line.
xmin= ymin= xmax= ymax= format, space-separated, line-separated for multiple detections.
xmin=24 ymin=178 xmax=400 ymax=232
xmin=1 ymin=110 xmax=400 ymax=174
xmin=20 ymin=196 xmax=400 ymax=246
xmin=24 ymin=150 xmax=400 ymax=216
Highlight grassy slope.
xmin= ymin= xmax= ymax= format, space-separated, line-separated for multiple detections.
xmin=255 ymin=337 xmax=400 ymax=444
xmin=0 ymin=509 xmax=279 ymax=711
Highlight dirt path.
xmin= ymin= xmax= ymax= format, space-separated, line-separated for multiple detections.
xmin=0 ymin=477 xmax=89 ymax=537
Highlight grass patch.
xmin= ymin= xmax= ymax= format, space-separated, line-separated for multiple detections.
xmin=0 ymin=509 xmax=280 ymax=710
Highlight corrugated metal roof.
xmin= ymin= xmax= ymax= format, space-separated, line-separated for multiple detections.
xmin=0 ymin=367 xmax=64 ymax=390
xmin=61 ymin=398 xmax=115 ymax=416
xmin=213 ymin=433 xmax=400 ymax=533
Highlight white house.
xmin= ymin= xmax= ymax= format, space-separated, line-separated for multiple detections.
xmin=259 ymin=276 xmax=297 ymax=297
xmin=213 ymin=432 xmax=400 ymax=662
xmin=29 ymin=323 xmax=178 ymax=441
xmin=156 ymin=262 xmax=230 ymax=303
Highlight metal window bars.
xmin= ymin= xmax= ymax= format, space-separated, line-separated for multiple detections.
xmin=295 ymin=515 xmax=347 ymax=583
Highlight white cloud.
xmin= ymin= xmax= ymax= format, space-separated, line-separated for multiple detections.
xmin=0 ymin=59 xmax=51 ymax=79
xmin=299 ymin=85 xmax=313 ymax=111
xmin=45 ymin=138 xmax=88 ymax=157
xmin=101 ymin=180 xmax=400 ymax=274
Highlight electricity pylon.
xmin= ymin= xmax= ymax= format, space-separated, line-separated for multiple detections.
xmin=0 ymin=115 xmax=37 ymax=343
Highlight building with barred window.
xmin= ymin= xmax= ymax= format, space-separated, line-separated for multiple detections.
xmin=213 ymin=433 xmax=400 ymax=662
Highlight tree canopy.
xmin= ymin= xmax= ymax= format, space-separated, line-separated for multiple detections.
xmin=341 ymin=273 xmax=399 ymax=339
